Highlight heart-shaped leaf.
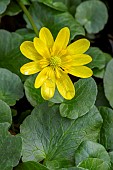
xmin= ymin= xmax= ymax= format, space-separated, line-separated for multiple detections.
xmin=60 ymin=78 xmax=97 ymax=119
xmin=78 ymin=158 xmax=110 ymax=170
xmin=20 ymin=103 xmax=102 ymax=165
xmin=75 ymin=1 xmax=108 ymax=33
xmin=104 ymin=59 xmax=113 ymax=108
xmin=75 ymin=141 xmax=110 ymax=167
xmin=0 ymin=68 xmax=24 ymax=106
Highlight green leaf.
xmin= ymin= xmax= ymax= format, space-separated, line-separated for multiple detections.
xmin=87 ymin=49 xmax=112 ymax=78
xmin=109 ymin=152 xmax=113 ymax=169
xmin=78 ymin=158 xmax=110 ymax=170
xmin=16 ymin=28 xmax=36 ymax=41
xmin=104 ymin=52 xmax=112 ymax=63
xmin=0 ymin=30 xmax=23 ymax=53
xmin=4 ymin=48 xmax=29 ymax=81
xmin=95 ymin=84 xmax=110 ymax=107
xmin=4 ymin=1 xmax=22 ymax=16
xmin=20 ymin=0 xmax=31 ymax=5
xmin=0 ymin=123 xmax=22 ymax=170
xmin=66 ymin=0 xmax=82 ymax=15
xmin=99 ymin=107 xmax=113 ymax=150
xmin=33 ymin=0 xmax=68 ymax=12
xmin=75 ymin=1 xmax=108 ymax=33
xmin=15 ymin=161 xmax=49 ymax=170
xmin=93 ymin=68 xmax=105 ymax=79
xmin=75 ymin=141 xmax=110 ymax=167
xmin=104 ymin=59 xmax=113 ymax=108
xmin=15 ymin=161 xmax=86 ymax=170
xmin=109 ymin=152 xmax=113 ymax=163
xmin=24 ymin=2 xmax=85 ymax=40
xmin=20 ymin=103 xmax=102 ymax=164
xmin=49 ymin=88 xmax=64 ymax=104
xmin=45 ymin=159 xmax=72 ymax=169
xmin=0 ymin=68 xmax=24 ymax=106
xmin=24 ymin=75 xmax=45 ymax=107
xmin=0 ymin=100 xmax=12 ymax=125
xmin=31 ymin=0 xmax=82 ymax=15
xmin=60 ymin=78 xmax=97 ymax=119
xmin=86 ymin=47 xmax=106 ymax=69
xmin=0 ymin=30 xmax=29 ymax=80
xmin=53 ymin=12 xmax=85 ymax=40
xmin=0 ymin=0 xmax=10 ymax=15
xmin=61 ymin=168 xmax=87 ymax=170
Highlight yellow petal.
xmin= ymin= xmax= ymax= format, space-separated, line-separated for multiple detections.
xmin=52 ymin=27 xmax=70 ymax=55
xmin=39 ymin=27 xmax=54 ymax=49
xmin=56 ymin=69 xmax=75 ymax=100
xmin=20 ymin=41 xmax=42 ymax=61
xmin=67 ymin=66 xmax=93 ymax=78
xmin=20 ymin=61 xmax=41 ymax=75
xmin=39 ymin=58 xmax=49 ymax=68
xmin=67 ymin=38 xmax=90 ymax=55
xmin=71 ymin=54 xmax=92 ymax=66
xmin=34 ymin=37 xmax=50 ymax=58
xmin=35 ymin=68 xmax=48 ymax=88
xmin=41 ymin=78 xmax=55 ymax=100
xmin=61 ymin=54 xmax=92 ymax=68
xmin=35 ymin=67 xmax=55 ymax=88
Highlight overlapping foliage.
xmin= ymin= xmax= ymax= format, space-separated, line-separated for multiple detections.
xmin=0 ymin=0 xmax=113 ymax=170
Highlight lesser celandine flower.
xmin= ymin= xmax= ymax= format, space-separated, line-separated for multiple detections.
xmin=20 ymin=27 xmax=93 ymax=100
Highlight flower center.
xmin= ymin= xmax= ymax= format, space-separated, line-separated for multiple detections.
xmin=49 ymin=56 xmax=61 ymax=68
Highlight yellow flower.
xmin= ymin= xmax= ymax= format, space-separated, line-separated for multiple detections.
xmin=20 ymin=27 xmax=93 ymax=100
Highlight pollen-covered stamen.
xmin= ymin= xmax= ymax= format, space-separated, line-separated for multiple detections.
xmin=49 ymin=56 xmax=61 ymax=68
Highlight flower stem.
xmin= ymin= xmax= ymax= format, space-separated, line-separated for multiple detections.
xmin=16 ymin=0 xmax=39 ymax=36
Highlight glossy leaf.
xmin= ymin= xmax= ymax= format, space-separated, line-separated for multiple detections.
xmin=75 ymin=1 xmax=108 ymax=33
xmin=24 ymin=75 xmax=45 ymax=107
xmin=0 ymin=68 xmax=24 ymax=106
xmin=32 ymin=0 xmax=68 ymax=12
xmin=95 ymin=84 xmax=110 ymax=107
xmin=49 ymin=88 xmax=64 ymax=104
xmin=0 ymin=100 xmax=12 ymax=125
xmin=60 ymin=78 xmax=97 ymax=119
xmin=78 ymin=158 xmax=110 ymax=170
xmin=75 ymin=141 xmax=110 ymax=167
xmin=61 ymin=168 xmax=87 ymax=170
xmin=45 ymin=159 xmax=72 ymax=169
xmin=0 ymin=30 xmax=29 ymax=80
xmin=24 ymin=2 xmax=85 ymax=40
xmin=15 ymin=161 xmax=49 ymax=170
xmin=99 ymin=107 xmax=113 ymax=150
xmin=104 ymin=59 xmax=113 ymax=108
xmin=4 ymin=1 xmax=21 ymax=16
xmin=86 ymin=47 xmax=106 ymax=69
xmin=0 ymin=124 xmax=22 ymax=170
xmin=109 ymin=152 xmax=113 ymax=169
xmin=93 ymin=68 xmax=105 ymax=79
xmin=87 ymin=48 xmax=112 ymax=78
xmin=20 ymin=103 xmax=102 ymax=164
xmin=0 ymin=30 xmax=23 ymax=54
xmin=16 ymin=28 xmax=36 ymax=41
xmin=0 ymin=0 xmax=10 ymax=14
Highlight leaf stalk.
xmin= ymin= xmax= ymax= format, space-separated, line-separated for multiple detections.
xmin=16 ymin=0 xmax=39 ymax=36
